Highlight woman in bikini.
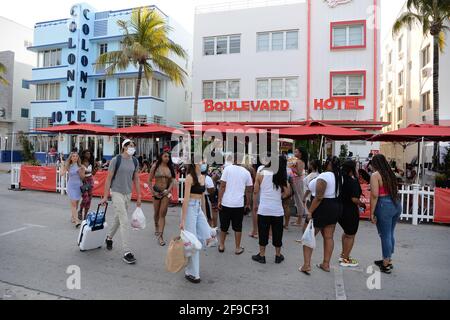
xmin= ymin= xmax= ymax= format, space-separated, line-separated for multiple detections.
xmin=148 ymin=152 xmax=176 ymax=246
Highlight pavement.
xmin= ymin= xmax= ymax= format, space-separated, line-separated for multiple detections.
xmin=0 ymin=172 xmax=449 ymax=300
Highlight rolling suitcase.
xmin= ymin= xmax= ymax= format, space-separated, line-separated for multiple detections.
xmin=77 ymin=203 xmax=108 ymax=252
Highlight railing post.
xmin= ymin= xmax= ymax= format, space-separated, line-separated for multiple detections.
xmin=411 ymin=184 xmax=420 ymax=225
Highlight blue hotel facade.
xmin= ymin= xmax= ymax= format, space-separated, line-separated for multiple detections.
xmin=27 ymin=3 xmax=192 ymax=159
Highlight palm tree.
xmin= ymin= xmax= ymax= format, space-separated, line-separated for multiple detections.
xmin=393 ymin=0 xmax=450 ymax=169
xmin=96 ymin=7 xmax=188 ymax=125
xmin=0 ymin=62 xmax=9 ymax=85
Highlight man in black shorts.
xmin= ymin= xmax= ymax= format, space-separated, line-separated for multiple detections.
xmin=218 ymin=155 xmax=253 ymax=255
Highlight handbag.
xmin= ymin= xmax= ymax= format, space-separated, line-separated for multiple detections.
xmin=80 ymin=180 xmax=92 ymax=193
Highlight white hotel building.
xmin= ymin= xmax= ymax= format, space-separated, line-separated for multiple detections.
xmin=190 ymin=0 xmax=382 ymax=156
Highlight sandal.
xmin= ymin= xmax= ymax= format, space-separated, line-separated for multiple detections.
xmin=218 ymin=246 xmax=225 ymax=253
xmin=235 ymin=247 xmax=245 ymax=255
xmin=299 ymin=266 xmax=311 ymax=275
xmin=316 ymin=263 xmax=331 ymax=272
xmin=248 ymin=233 xmax=258 ymax=239
xmin=158 ymin=235 xmax=166 ymax=246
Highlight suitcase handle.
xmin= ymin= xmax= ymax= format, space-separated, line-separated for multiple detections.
xmin=94 ymin=202 xmax=108 ymax=223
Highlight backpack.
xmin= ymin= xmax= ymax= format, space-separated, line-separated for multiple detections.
xmin=111 ymin=155 xmax=139 ymax=185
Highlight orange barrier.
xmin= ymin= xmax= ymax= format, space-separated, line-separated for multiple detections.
xmin=359 ymin=184 xmax=371 ymax=219
xmin=434 ymin=188 xmax=450 ymax=223
xmin=20 ymin=166 xmax=57 ymax=192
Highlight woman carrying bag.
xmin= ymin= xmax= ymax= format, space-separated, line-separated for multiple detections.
xmin=61 ymin=152 xmax=85 ymax=228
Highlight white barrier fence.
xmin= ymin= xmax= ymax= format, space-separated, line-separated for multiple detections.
xmin=399 ymin=184 xmax=434 ymax=225
xmin=9 ymin=166 xmax=438 ymax=224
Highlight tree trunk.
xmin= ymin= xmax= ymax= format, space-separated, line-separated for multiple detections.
xmin=432 ymin=35 xmax=440 ymax=170
xmin=133 ymin=64 xmax=144 ymax=126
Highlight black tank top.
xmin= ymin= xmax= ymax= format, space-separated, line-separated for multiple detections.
xmin=191 ymin=183 xmax=206 ymax=194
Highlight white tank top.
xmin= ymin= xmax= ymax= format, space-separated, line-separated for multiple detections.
xmin=257 ymin=170 xmax=284 ymax=217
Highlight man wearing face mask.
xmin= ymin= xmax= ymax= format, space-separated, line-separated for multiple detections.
xmin=101 ymin=139 xmax=141 ymax=264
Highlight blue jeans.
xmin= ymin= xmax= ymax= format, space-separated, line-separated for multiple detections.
xmin=375 ymin=196 xmax=401 ymax=259
xmin=184 ymin=199 xmax=211 ymax=279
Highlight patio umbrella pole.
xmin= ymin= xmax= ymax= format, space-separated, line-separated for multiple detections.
xmin=416 ymin=137 xmax=424 ymax=185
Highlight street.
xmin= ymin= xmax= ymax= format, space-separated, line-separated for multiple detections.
xmin=0 ymin=172 xmax=449 ymax=300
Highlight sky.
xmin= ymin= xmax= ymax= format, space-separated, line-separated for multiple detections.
xmin=1 ymin=0 xmax=406 ymax=37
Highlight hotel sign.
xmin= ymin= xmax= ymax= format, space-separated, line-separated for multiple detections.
xmin=314 ymin=97 xmax=364 ymax=110
xmin=66 ymin=4 xmax=92 ymax=109
xmin=51 ymin=109 xmax=115 ymax=125
xmin=204 ymin=100 xmax=290 ymax=112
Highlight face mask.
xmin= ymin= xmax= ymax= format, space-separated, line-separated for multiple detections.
xmin=200 ymin=164 xmax=207 ymax=173
xmin=126 ymin=147 xmax=135 ymax=156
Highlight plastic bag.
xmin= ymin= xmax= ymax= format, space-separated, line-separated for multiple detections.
xmin=165 ymin=236 xmax=187 ymax=273
xmin=131 ymin=207 xmax=146 ymax=230
xmin=180 ymin=230 xmax=202 ymax=257
xmin=301 ymin=219 xmax=316 ymax=249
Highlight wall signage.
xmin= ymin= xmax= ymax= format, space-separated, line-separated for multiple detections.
xmin=313 ymin=97 xmax=364 ymax=110
xmin=51 ymin=109 xmax=115 ymax=126
xmin=204 ymin=100 xmax=290 ymax=112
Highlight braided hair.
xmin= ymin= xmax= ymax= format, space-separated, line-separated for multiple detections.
xmin=371 ymin=154 xmax=398 ymax=200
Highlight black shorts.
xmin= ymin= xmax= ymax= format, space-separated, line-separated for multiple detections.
xmin=204 ymin=195 xmax=212 ymax=221
xmin=311 ymin=197 xmax=342 ymax=229
xmin=258 ymin=215 xmax=284 ymax=247
xmin=219 ymin=206 xmax=244 ymax=232
xmin=338 ymin=205 xmax=359 ymax=235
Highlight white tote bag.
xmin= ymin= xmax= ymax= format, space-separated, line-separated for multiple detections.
xmin=301 ymin=219 xmax=316 ymax=249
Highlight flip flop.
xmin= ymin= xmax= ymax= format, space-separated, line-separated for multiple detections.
xmin=316 ymin=264 xmax=331 ymax=272
xmin=299 ymin=267 xmax=311 ymax=276
xmin=235 ymin=247 xmax=245 ymax=255
xmin=218 ymin=246 xmax=225 ymax=253
xmin=248 ymin=233 xmax=258 ymax=239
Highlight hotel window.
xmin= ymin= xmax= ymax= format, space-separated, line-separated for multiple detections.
xmin=119 ymin=78 xmax=153 ymax=97
xmin=397 ymin=106 xmax=403 ymax=122
xmin=37 ymin=49 xmax=62 ymax=68
xmin=202 ymin=80 xmax=240 ymax=99
xmin=257 ymin=30 xmax=299 ymax=52
xmin=331 ymin=72 xmax=365 ymax=97
xmin=422 ymin=45 xmax=430 ymax=67
xmin=153 ymin=115 xmax=163 ymax=124
xmin=271 ymin=32 xmax=284 ymax=51
xmin=36 ymin=83 xmax=60 ymax=100
xmin=152 ymin=79 xmax=162 ymax=98
xmin=388 ymin=112 xmax=392 ymax=123
xmin=257 ymin=77 xmax=298 ymax=99
xmin=203 ymin=35 xmax=241 ymax=56
xmin=21 ymin=108 xmax=29 ymax=118
xmin=99 ymin=43 xmax=108 ymax=56
xmin=331 ymin=21 xmax=365 ymax=49
xmin=388 ymin=81 xmax=393 ymax=95
xmin=116 ymin=115 xmax=147 ymax=128
xmin=398 ymin=71 xmax=404 ymax=87
xmin=216 ymin=36 xmax=228 ymax=55
xmin=203 ymin=37 xmax=215 ymax=56
xmin=34 ymin=117 xmax=53 ymax=129
xmin=96 ymin=79 xmax=106 ymax=98
xmin=422 ymin=91 xmax=431 ymax=111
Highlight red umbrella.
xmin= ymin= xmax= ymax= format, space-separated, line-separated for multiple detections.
xmin=369 ymin=124 xmax=450 ymax=142
xmin=114 ymin=123 xmax=180 ymax=137
xmin=184 ymin=123 xmax=263 ymax=133
xmin=278 ymin=121 xmax=373 ymax=140
xmin=35 ymin=121 xmax=116 ymax=135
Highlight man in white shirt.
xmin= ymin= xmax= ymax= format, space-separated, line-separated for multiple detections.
xmin=218 ymin=155 xmax=253 ymax=255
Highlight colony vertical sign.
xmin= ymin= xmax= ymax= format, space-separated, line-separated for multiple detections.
xmin=66 ymin=4 xmax=92 ymax=109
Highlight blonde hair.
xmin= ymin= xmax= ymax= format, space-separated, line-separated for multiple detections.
xmin=65 ymin=152 xmax=81 ymax=171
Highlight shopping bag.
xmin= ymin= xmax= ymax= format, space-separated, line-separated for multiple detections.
xmin=180 ymin=230 xmax=202 ymax=257
xmin=131 ymin=207 xmax=146 ymax=230
xmin=165 ymin=236 xmax=187 ymax=273
xmin=301 ymin=219 xmax=316 ymax=249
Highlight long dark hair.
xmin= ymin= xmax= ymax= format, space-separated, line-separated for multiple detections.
xmin=154 ymin=152 xmax=175 ymax=178
xmin=324 ymin=156 xmax=342 ymax=197
xmin=187 ymin=163 xmax=201 ymax=186
xmin=309 ymin=159 xmax=322 ymax=174
xmin=371 ymin=154 xmax=398 ymax=200
xmin=80 ymin=149 xmax=94 ymax=168
xmin=296 ymin=147 xmax=309 ymax=168
xmin=270 ymin=155 xmax=288 ymax=191
xmin=342 ymin=160 xmax=357 ymax=178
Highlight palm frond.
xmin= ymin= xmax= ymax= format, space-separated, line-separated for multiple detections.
xmin=393 ymin=12 xmax=421 ymax=35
